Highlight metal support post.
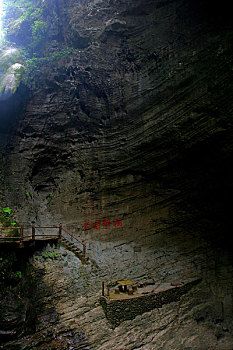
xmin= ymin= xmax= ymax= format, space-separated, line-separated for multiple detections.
xmin=83 ymin=241 xmax=86 ymax=257
xmin=59 ymin=223 xmax=62 ymax=239
xmin=20 ymin=225 xmax=24 ymax=242
xmin=32 ymin=221 xmax=35 ymax=241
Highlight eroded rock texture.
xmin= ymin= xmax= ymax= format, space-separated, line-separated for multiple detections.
xmin=1 ymin=244 xmax=232 ymax=350
xmin=1 ymin=0 xmax=233 ymax=348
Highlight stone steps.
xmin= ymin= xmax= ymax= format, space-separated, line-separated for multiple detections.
xmin=61 ymin=237 xmax=87 ymax=264
xmin=60 ymin=237 xmax=101 ymax=270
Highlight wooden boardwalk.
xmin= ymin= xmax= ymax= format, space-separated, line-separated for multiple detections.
xmin=0 ymin=224 xmax=62 ymax=244
xmin=0 ymin=224 xmax=87 ymax=261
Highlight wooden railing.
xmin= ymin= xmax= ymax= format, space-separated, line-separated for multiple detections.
xmin=0 ymin=224 xmax=86 ymax=257
xmin=60 ymin=226 xmax=86 ymax=257
xmin=0 ymin=224 xmax=60 ymax=243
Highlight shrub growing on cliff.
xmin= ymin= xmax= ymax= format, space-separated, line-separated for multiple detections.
xmin=42 ymin=252 xmax=60 ymax=259
xmin=3 ymin=0 xmax=48 ymax=49
xmin=0 ymin=206 xmax=18 ymax=237
xmin=31 ymin=19 xmax=47 ymax=48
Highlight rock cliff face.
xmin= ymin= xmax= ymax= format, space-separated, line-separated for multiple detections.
xmin=1 ymin=0 xmax=233 ymax=348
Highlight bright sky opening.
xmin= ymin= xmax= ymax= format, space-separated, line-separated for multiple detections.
xmin=0 ymin=0 xmax=4 ymax=43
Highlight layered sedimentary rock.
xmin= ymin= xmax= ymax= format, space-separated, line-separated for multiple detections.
xmin=1 ymin=0 xmax=233 ymax=348
xmin=2 ymin=0 xmax=232 ymax=237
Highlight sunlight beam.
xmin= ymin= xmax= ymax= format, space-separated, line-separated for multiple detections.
xmin=0 ymin=0 xmax=4 ymax=43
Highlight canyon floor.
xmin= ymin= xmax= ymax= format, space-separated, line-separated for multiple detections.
xmin=1 ymin=239 xmax=233 ymax=350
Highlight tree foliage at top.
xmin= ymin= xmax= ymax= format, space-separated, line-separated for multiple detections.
xmin=2 ymin=0 xmax=48 ymax=51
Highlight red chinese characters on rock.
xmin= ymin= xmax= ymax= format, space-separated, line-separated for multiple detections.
xmin=102 ymin=218 xmax=111 ymax=228
xmin=93 ymin=220 xmax=101 ymax=230
xmin=82 ymin=221 xmax=91 ymax=231
xmin=82 ymin=218 xmax=123 ymax=231
xmin=113 ymin=218 xmax=122 ymax=227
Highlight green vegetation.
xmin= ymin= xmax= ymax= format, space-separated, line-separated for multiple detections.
xmin=0 ymin=206 xmax=18 ymax=238
xmin=25 ymin=190 xmax=33 ymax=199
xmin=31 ymin=19 xmax=47 ymax=47
xmin=0 ymin=47 xmax=22 ymax=71
xmin=3 ymin=0 xmax=48 ymax=49
xmin=0 ymin=150 xmax=18 ymax=233
xmin=0 ymin=0 xmax=79 ymax=91
xmin=0 ymin=48 xmax=25 ymax=96
xmin=25 ymin=48 xmax=77 ymax=69
xmin=2 ymin=206 xmax=11 ymax=214
xmin=16 ymin=270 xmax=22 ymax=279
xmin=46 ymin=193 xmax=52 ymax=204
xmin=21 ymin=48 xmax=77 ymax=89
xmin=0 ymin=206 xmax=16 ymax=225
xmin=42 ymin=252 xmax=60 ymax=259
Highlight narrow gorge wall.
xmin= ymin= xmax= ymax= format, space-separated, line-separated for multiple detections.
xmin=1 ymin=0 xmax=233 ymax=348
xmin=2 ymin=0 xmax=232 ymax=236
xmin=1 ymin=0 xmax=232 ymax=273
